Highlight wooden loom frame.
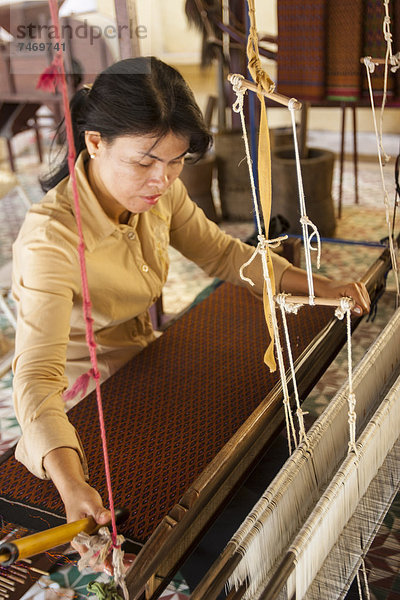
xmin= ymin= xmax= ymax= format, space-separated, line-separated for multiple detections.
xmin=124 ymin=244 xmax=395 ymax=600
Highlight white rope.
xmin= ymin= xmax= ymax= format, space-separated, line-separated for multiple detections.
xmin=231 ymin=74 xmax=263 ymax=237
xmin=276 ymin=294 xmax=309 ymax=446
xmin=362 ymin=55 xmax=400 ymax=305
xmin=361 ymin=558 xmax=371 ymax=600
xmin=356 ymin=569 xmax=363 ymax=599
xmin=232 ymin=76 xmax=298 ymax=453
xmin=335 ymin=297 xmax=357 ymax=454
xmin=356 ymin=557 xmax=371 ymax=600
xmin=259 ymin=247 xmax=298 ymax=454
xmin=288 ymin=100 xmax=322 ymax=304
xmin=380 ymin=0 xmax=392 ymax=165
xmin=239 ymin=234 xmax=288 ymax=286
xmin=382 ymin=0 xmax=400 ymax=74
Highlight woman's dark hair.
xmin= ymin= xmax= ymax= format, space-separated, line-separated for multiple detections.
xmin=41 ymin=56 xmax=213 ymax=191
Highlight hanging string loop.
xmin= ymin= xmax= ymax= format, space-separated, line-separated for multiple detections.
xmin=239 ymin=234 xmax=288 ymax=286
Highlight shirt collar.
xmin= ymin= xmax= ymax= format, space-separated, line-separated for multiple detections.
xmin=66 ymin=150 xmax=118 ymax=252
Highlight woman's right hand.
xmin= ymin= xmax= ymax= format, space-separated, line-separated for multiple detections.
xmin=43 ymin=447 xmax=112 ymax=571
xmin=62 ymin=480 xmax=111 ymax=525
xmin=62 ymin=480 xmax=112 ymax=572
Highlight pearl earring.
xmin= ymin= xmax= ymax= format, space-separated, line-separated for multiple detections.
xmin=90 ymin=153 xmax=96 ymax=159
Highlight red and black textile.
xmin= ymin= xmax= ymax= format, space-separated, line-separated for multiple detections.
xmin=326 ymin=0 xmax=363 ymax=101
xmin=277 ymin=0 xmax=326 ymax=102
xmin=362 ymin=0 xmax=396 ymax=97
xmin=0 ymin=283 xmax=333 ymax=545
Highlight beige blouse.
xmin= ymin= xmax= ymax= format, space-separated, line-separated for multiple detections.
xmin=12 ymin=150 xmax=291 ymax=479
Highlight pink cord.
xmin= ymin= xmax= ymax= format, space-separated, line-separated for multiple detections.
xmin=39 ymin=0 xmax=118 ymax=546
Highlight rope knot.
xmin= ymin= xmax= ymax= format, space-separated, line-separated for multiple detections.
xmin=239 ymin=234 xmax=287 ymax=286
xmin=296 ymin=407 xmax=309 ymax=447
xmin=275 ymin=293 xmax=302 ymax=314
xmin=335 ymin=296 xmax=353 ymax=320
xmin=348 ymin=392 xmax=357 ymax=412
xmin=383 ymin=15 xmax=392 ymax=42
xmin=230 ymin=74 xmax=246 ymax=113
xmin=363 ymin=56 xmax=377 ymax=74
xmin=248 ymin=55 xmax=276 ymax=94
xmin=300 ymin=215 xmax=322 ymax=270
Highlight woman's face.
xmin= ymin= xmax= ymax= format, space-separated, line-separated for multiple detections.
xmin=86 ymin=131 xmax=190 ymax=221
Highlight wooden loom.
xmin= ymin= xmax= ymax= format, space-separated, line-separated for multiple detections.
xmin=190 ymin=284 xmax=400 ymax=600
xmin=0 ymin=16 xmax=398 ymax=600
xmin=0 ymin=241 xmax=394 ymax=600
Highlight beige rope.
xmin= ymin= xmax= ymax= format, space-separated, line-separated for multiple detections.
xmin=276 ymin=294 xmax=309 ymax=447
xmin=335 ymin=297 xmax=358 ymax=454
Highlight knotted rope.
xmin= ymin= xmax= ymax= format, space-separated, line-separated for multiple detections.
xmin=232 ymin=3 xmax=306 ymax=453
xmin=335 ymin=297 xmax=358 ymax=455
xmin=276 ymin=294 xmax=309 ymax=447
xmin=288 ymin=99 xmax=322 ymax=304
xmin=362 ymin=2 xmax=400 ymax=307
xmin=233 ymin=0 xmax=281 ymax=373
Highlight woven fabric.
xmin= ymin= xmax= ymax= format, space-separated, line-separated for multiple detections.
xmin=277 ymin=0 xmax=326 ymax=101
xmin=0 ymin=283 xmax=333 ymax=544
xmin=362 ymin=0 xmax=396 ymax=97
xmin=326 ymin=0 xmax=363 ymax=100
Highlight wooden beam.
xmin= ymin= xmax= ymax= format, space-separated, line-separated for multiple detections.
xmin=114 ymin=0 xmax=140 ymax=60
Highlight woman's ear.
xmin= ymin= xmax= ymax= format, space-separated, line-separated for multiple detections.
xmin=84 ymin=131 xmax=102 ymax=158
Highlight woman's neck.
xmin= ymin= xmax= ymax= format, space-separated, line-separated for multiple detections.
xmin=86 ymin=157 xmax=130 ymax=224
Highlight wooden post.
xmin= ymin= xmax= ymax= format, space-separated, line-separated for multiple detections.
xmin=114 ymin=0 xmax=140 ymax=60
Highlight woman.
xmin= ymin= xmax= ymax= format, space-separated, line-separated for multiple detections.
xmin=12 ymin=57 xmax=369 ymax=541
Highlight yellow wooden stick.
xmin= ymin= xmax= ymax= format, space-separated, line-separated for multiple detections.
xmin=0 ymin=508 xmax=128 ymax=566
xmin=0 ymin=517 xmax=97 ymax=565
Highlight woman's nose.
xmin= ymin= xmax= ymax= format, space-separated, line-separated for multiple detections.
xmin=148 ymin=164 xmax=169 ymax=185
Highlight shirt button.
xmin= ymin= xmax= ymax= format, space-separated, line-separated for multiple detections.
xmin=142 ymin=264 xmax=149 ymax=273
xmin=127 ymin=231 xmax=135 ymax=240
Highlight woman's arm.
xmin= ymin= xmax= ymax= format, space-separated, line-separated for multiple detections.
xmin=43 ymin=447 xmax=111 ymax=568
xmin=169 ymin=180 xmax=370 ymax=314
xmin=280 ymin=265 xmax=370 ymax=315
xmin=43 ymin=448 xmax=110 ymax=523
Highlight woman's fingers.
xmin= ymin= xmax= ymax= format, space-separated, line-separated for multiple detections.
xmin=319 ymin=280 xmax=371 ymax=315
xmin=62 ymin=481 xmax=114 ymax=572
xmin=341 ymin=281 xmax=370 ymax=315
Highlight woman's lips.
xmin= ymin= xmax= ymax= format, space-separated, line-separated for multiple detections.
xmin=142 ymin=194 xmax=161 ymax=205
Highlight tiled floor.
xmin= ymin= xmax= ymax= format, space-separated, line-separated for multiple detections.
xmin=0 ymin=128 xmax=399 ymax=598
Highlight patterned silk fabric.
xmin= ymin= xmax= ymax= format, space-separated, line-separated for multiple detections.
xmin=326 ymin=0 xmax=363 ymax=101
xmin=0 ymin=283 xmax=333 ymax=543
xmin=278 ymin=0 xmax=400 ymax=103
xmin=277 ymin=0 xmax=326 ymax=101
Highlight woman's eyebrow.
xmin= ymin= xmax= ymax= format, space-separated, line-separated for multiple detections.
xmin=141 ymin=148 xmax=190 ymax=162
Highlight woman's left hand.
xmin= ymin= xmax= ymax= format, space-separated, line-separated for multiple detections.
xmin=281 ymin=266 xmax=371 ymax=316
xmin=314 ymin=279 xmax=370 ymax=316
